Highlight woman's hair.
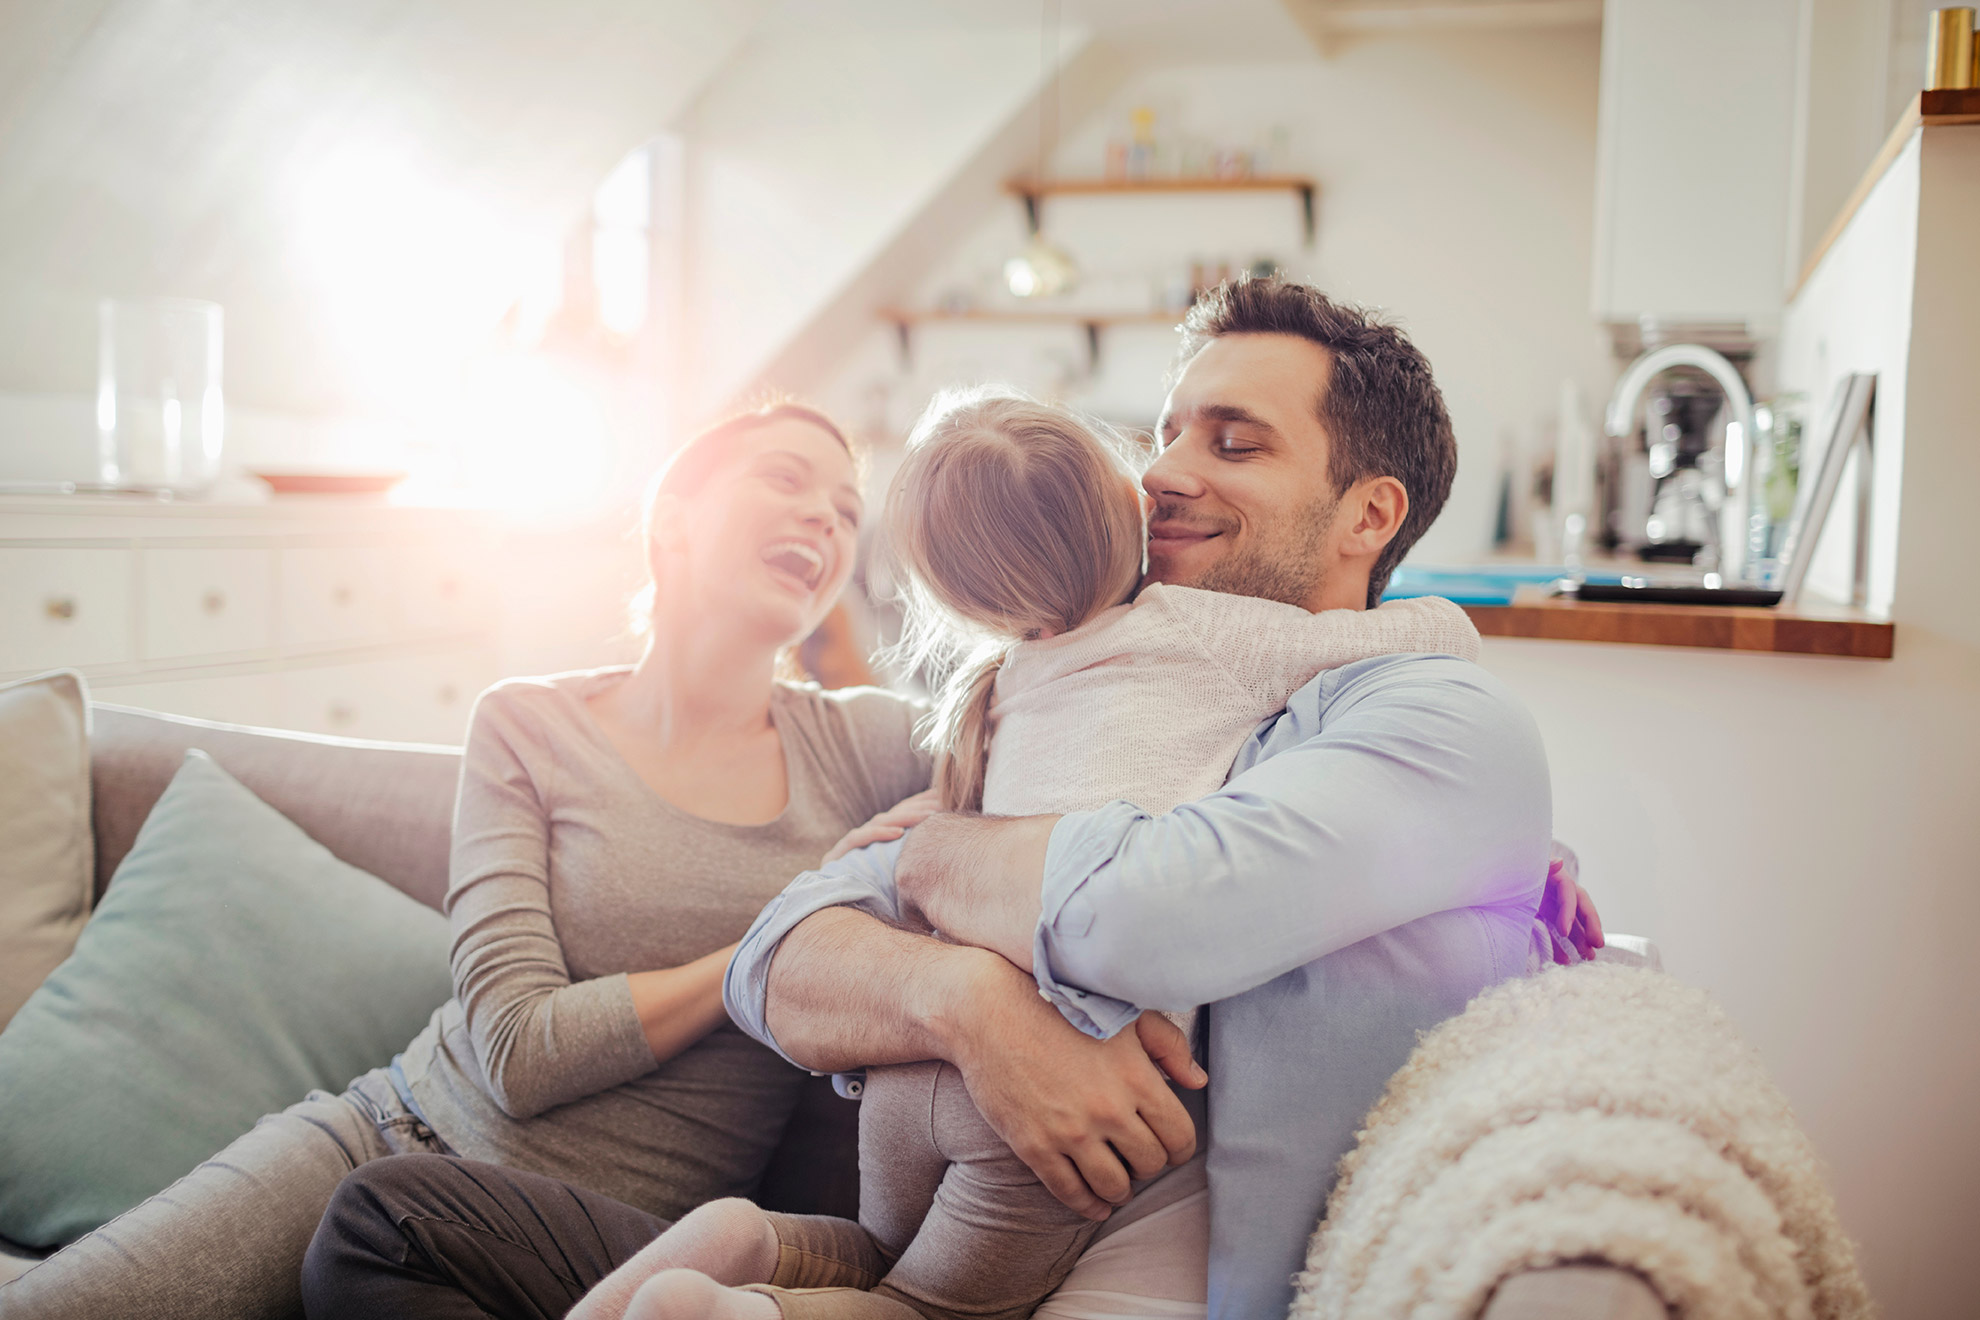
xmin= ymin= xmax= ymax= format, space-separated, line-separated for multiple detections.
xmin=630 ymin=401 xmax=855 ymax=639
xmin=886 ymin=387 xmax=1146 ymax=811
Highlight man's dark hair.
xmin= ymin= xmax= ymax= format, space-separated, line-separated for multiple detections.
xmin=1175 ymin=276 xmax=1457 ymax=606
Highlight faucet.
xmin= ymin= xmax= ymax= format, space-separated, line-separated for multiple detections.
xmin=1605 ymin=343 xmax=1758 ymax=582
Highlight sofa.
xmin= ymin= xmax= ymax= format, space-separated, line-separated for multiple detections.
xmin=0 ymin=704 xmax=1668 ymax=1318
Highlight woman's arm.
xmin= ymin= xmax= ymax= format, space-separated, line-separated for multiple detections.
xmin=448 ymin=687 xmax=700 ymax=1119
xmin=627 ymin=944 xmax=736 ymax=1063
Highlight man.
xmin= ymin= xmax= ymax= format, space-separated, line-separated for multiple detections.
xmin=304 ymin=278 xmax=1600 ymax=1318
xmin=724 ymin=279 xmax=1587 ymax=1317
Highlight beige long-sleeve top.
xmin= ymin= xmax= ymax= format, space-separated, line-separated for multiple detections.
xmin=395 ymin=668 xmax=930 ymax=1219
xmin=982 ymin=586 xmax=1482 ymax=817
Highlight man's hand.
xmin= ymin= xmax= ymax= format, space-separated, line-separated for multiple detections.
xmin=1540 ymin=841 xmax=1605 ymax=963
xmin=946 ymin=959 xmax=1205 ymax=1221
xmin=897 ymin=814 xmax=1057 ymax=970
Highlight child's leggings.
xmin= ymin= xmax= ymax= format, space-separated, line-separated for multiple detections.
xmin=742 ymin=1059 xmax=1101 ymax=1320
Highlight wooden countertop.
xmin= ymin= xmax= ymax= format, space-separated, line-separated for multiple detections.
xmin=1464 ymin=598 xmax=1893 ymax=659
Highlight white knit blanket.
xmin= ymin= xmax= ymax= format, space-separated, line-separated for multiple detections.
xmin=1290 ymin=963 xmax=1874 ymax=1320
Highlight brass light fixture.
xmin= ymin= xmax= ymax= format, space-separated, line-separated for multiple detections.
xmin=1005 ymin=0 xmax=1078 ymax=300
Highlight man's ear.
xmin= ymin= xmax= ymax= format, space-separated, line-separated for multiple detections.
xmin=1339 ymin=476 xmax=1408 ymax=560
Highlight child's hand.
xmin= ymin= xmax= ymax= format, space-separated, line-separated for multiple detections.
xmin=821 ymin=789 xmax=943 ymax=865
xmin=1540 ymin=842 xmax=1604 ymax=963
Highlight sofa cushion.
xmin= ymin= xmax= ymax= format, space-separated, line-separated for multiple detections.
xmin=0 ymin=751 xmax=454 ymax=1248
xmin=0 ymin=670 xmax=94 ymax=1029
xmin=89 ymin=705 xmax=461 ymax=911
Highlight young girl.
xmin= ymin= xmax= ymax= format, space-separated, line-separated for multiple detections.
xmin=576 ymin=388 xmax=1481 ymax=1320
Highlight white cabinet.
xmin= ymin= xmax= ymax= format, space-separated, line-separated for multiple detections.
xmin=1 ymin=498 xmax=504 ymax=746
xmin=277 ymin=547 xmax=396 ymax=647
xmin=1591 ymin=0 xmax=1801 ymax=326
xmin=141 ymin=548 xmax=274 ymax=659
xmin=399 ymin=546 xmax=490 ymax=634
xmin=0 ymin=547 xmax=134 ymax=671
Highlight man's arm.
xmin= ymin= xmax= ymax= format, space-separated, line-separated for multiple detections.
xmin=893 ymin=812 xmax=1056 ymax=972
xmin=910 ymin=657 xmax=1557 ymax=1027
xmin=759 ymin=904 xmax=983 ymax=1074
xmin=723 ymin=838 xmax=1204 ymax=1219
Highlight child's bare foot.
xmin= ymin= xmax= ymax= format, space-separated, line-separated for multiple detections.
xmin=623 ymin=1269 xmax=780 ymax=1320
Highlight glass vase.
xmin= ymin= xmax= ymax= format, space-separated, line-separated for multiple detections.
xmin=97 ymin=297 xmax=224 ymax=493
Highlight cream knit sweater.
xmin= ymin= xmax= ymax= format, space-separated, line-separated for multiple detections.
xmin=980 ymin=585 xmax=1481 ymax=818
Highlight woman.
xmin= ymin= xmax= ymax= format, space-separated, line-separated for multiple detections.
xmin=0 ymin=403 xmax=936 ymax=1320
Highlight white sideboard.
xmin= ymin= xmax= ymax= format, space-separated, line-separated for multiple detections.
xmin=0 ymin=495 xmax=506 ymax=745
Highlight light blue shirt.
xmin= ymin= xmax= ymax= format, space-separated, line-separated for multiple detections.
xmin=726 ymin=653 xmax=1551 ymax=1318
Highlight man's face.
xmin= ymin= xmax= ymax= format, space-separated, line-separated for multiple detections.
xmin=1144 ymin=333 xmax=1346 ymax=610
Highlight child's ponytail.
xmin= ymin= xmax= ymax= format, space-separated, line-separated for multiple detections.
xmin=930 ymin=646 xmax=1004 ymax=812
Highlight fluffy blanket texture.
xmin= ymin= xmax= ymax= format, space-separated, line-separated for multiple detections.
xmin=1290 ymin=962 xmax=1872 ymax=1320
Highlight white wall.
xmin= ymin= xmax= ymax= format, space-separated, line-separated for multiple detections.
xmin=803 ymin=26 xmax=1616 ymax=567
xmin=0 ymin=0 xmax=774 ymax=491
xmin=678 ymin=23 xmax=1088 ymax=422
xmin=1789 ymin=0 xmax=1902 ymax=278
xmin=1479 ymin=631 xmax=1980 ymax=1320
xmin=1487 ymin=124 xmax=1980 ymax=1320
xmin=1775 ymin=135 xmax=1917 ymax=614
xmin=0 ymin=1 xmax=768 ymax=413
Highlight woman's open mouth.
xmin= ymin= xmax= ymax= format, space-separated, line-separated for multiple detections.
xmin=761 ymin=540 xmax=826 ymax=593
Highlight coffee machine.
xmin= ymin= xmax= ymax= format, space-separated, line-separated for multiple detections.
xmin=1599 ymin=325 xmax=1759 ymax=582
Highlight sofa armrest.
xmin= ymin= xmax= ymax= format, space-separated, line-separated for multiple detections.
xmin=1481 ymin=1264 xmax=1668 ymax=1319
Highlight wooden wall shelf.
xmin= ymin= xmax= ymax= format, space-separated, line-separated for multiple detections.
xmin=1004 ymin=175 xmax=1319 ymax=244
xmin=1464 ymin=598 xmax=1894 ymax=659
xmin=878 ymin=307 xmax=1182 ymax=369
xmin=879 ymin=308 xmax=1179 ymax=327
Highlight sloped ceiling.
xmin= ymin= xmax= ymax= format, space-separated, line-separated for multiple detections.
xmin=0 ymin=0 xmax=1313 ymax=424
xmin=0 ymin=0 xmax=766 ymax=411
xmin=703 ymin=0 xmax=1314 ymax=415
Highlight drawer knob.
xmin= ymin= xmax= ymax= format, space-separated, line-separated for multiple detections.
xmin=437 ymin=683 xmax=459 ymax=706
xmin=202 ymin=590 xmax=226 ymax=615
xmin=43 ymin=596 xmax=76 ymax=621
xmin=332 ymin=585 xmax=354 ymax=607
xmin=327 ymin=701 xmax=357 ymax=728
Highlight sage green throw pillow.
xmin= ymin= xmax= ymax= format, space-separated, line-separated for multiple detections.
xmin=0 ymin=751 xmax=453 ymax=1247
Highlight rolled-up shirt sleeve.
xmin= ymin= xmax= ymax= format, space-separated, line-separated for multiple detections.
xmin=724 ymin=835 xmax=909 ymax=1065
xmin=1033 ymin=656 xmax=1551 ymax=1032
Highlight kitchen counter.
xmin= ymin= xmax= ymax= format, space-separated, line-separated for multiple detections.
xmin=1465 ymin=597 xmax=1893 ymax=659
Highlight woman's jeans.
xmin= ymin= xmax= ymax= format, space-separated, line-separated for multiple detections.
xmin=301 ymin=1153 xmax=670 ymax=1319
xmin=0 ymin=1067 xmax=447 ymax=1320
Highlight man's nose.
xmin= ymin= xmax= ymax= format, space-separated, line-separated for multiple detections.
xmin=1143 ymin=443 xmax=1207 ymax=499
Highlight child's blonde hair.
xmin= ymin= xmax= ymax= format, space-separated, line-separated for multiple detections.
xmin=886 ymin=387 xmax=1147 ymax=812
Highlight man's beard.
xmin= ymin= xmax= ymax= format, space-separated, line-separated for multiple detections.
xmin=1152 ymin=490 xmax=1342 ymax=608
